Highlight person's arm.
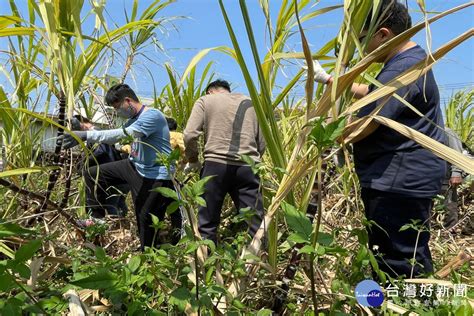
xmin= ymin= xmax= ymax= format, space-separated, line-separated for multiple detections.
xmin=86 ymin=127 xmax=141 ymax=145
xmin=184 ymin=98 xmax=205 ymax=163
xmin=326 ymin=77 xmax=369 ymax=99
xmin=311 ymin=60 xmax=369 ymax=99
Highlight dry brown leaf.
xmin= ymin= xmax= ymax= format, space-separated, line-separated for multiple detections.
xmin=373 ymin=115 xmax=474 ymax=174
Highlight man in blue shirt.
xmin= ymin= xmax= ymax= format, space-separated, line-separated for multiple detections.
xmin=312 ymin=0 xmax=446 ymax=277
xmin=63 ymin=84 xmax=181 ymax=251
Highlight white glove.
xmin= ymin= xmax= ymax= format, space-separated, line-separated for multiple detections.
xmin=303 ymin=60 xmax=331 ymax=84
xmin=184 ymin=161 xmax=202 ymax=174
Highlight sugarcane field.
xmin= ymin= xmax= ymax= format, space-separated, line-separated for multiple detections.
xmin=1 ymin=0 xmax=474 ymax=314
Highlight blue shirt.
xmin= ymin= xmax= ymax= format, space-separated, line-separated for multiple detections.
xmin=353 ymin=45 xmax=446 ymax=198
xmin=125 ymin=108 xmax=172 ymax=180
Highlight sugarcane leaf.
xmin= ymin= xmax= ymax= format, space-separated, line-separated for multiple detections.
xmin=373 ymin=115 xmax=474 ymax=174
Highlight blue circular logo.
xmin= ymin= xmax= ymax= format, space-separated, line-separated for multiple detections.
xmin=355 ymin=280 xmax=384 ymax=307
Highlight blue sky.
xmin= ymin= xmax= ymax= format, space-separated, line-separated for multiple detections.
xmin=1 ymin=0 xmax=473 ymax=107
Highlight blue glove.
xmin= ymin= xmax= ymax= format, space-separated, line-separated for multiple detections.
xmin=62 ymin=131 xmax=87 ymax=149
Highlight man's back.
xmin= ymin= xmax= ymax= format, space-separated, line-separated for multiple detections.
xmin=354 ymin=45 xmax=446 ymax=198
xmin=185 ymin=93 xmax=265 ymax=165
xmin=125 ymin=108 xmax=172 ymax=179
xmin=183 ymin=81 xmax=266 ymax=244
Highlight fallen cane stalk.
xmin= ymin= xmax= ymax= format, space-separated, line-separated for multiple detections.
xmin=0 ymin=178 xmax=84 ymax=231
xmin=63 ymin=289 xmax=86 ymax=316
xmin=435 ymin=250 xmax=472 ymax=278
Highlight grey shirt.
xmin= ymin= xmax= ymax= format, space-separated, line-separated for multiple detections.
xmin=184 ymin=93 xmax=265 ymax=165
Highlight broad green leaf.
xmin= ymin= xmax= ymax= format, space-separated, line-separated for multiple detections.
xmin=0 ymin=223 xmax=34 ymax=238
xmin=242 ymin=253 xmax=261 ymax=262
xmin=207 ymin=284 xmax=227 ymax=295
xmin=150 ymin=214 xmax=160 ymax=227
xmin=287 ymin=232 xmax=309 ymax=244
xmin=15 ymin=239 xmax=42 ymax=262
xmin=257 ymin=309 xmax=273 ymax=316
xmin=195 ymin=197 xmax=206 ymax=207
xmin=169 ymin=287 xmax=191 ymax=311
xmin=282 ymin=202 xmax=312 ymax=240
xmin=128 ymin=256 xmax=141 ymax=273
xmin=294 ymin=0 xmax=314 ymax=116
xmin=191 ymin=176 xmax=212 ymax=197
xmin=11 ymin=262 xmax=30 ymax=278
xmin=95 ymin=247 xmax=106 ymax=261
xmin=317 ymin=232 xmax=333 ymax=246
xmin=1 ymin=298 xmax=22 ymax=316
xmin=166 ymin=201 xmax=180 ymax=215
xmin=218 ymin=0 xmax=287 ymax=176
xmin=309 ymin=118 xmax=325 ymax=145
xmin=316 ymin=244 xmax=325 ymax=256
xmin=399 ymin=223 xmax=414 ymax=232
xmin=324 ymin=246 xmax=348 ymax=255
xmin=326 ymin=117 xmax=347 ymax=142
xmin=0 ymin=274 xmax=15 ymax=292
xmin=153 ymin=187 xmax=178 ymax=200
xmin=455 ymin=301 xmax=473 ymax=316
xmin=298 ymin=245 xmax=316 ymax=255
xmin=71 ymin=270 xmax=118 ymax=289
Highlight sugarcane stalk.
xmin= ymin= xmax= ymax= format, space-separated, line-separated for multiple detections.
xmin=37 ymin=92 xmax=67 ymax=214
xmin=0 ymin=178 xmax=83 ymax=230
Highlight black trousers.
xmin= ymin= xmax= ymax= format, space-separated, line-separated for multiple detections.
xmin=361 ymin=188 xmax=434 ymax=278
xmin=198 ymin=161 xmax=264 ymax=244
xmin=83 ymin=159 xmax=181 ymax=250
xmin=84 ymin=176 xmax=129 ymax=217
xmin=82 ymin=147 xmax=130 ymax=216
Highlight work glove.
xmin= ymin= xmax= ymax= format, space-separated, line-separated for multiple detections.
xmin=70 ymin=117 xmax=82 ymax=131
xmin=303 ymin=60 xmax=331 ymax=84
xmin=118 ymin=144 xmax=132 ymax=154
xmin=184 ymin=161 xmax=202 ymax=174
xmin=62 ymin=131 xmax=87 ymax=149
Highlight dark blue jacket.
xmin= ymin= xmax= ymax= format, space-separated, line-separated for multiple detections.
xmin=354 ymin=45 xmax=446 ymax=198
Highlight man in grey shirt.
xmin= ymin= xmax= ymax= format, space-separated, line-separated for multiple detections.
xmin=184 ymin=80 xmax=265 ymax=244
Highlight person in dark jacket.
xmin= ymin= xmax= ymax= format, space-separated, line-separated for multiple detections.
xmin=312 ymin=0 xmax=446 ymax=278
xmin=71 ymin=115 xmax=129 ymax=217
